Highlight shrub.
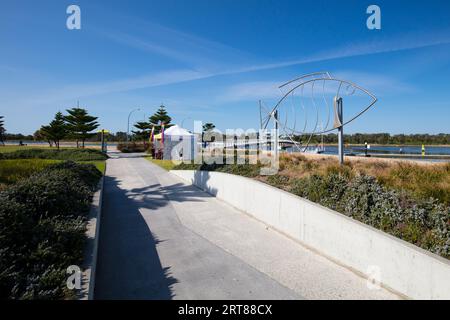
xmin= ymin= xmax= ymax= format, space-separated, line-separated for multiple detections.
xmin=174 ymin=162 xmax=263 ymax=178
xmin=216 ymin=164 xmax=261 ymax=177
xmin=290 ymin=173 xmax=348 ymax=211
xmin=266 ymin=174 xmax=290 ymax=189
xmin=279 ymin=154 xmax=450 ymax=205
xmin=291 ymin=173 xmax=449 ymax=258
xmin=0 ymin=161 xmax=102 ymax=299
xmin=42 ymin=161 xmax=102 ymax=190
xmin=117 ymin=142 xmax=148 ymax=153
xmin=3 ymin=148 xmax=107 ymax=161
xmin=173 ymin=162 xmax=201 ymax=170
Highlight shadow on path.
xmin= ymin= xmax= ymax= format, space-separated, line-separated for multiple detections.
xmin=94 ymin=176 xmax=178 ymax=299
xmin=94 ymin=172 xmax=214 ymax=300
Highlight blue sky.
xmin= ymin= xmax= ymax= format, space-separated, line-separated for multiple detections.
xmin=1 ymin=0 xmax=450 ymax=135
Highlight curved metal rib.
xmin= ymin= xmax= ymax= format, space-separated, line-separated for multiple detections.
xmin=271 ymin=77 xmax=377 ymax=135
xmin=279 ymin=71 xmax=331 ymax=89
xmin=302 ymin=80 xmax=320 ymax=151
xmin=258 ymin=72 xmax=377 ymax=154
xmin=322 ymin=79 xmax=331 ymax=131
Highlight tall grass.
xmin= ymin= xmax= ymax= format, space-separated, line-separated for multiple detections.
xmin=0 ymin=159 xmax=60 ymax=185
xmin=379 ymin=162 xmax=450 ymax=204
xmin=1 ymin=148 xmax=108 ymax=161
xmin=146 ymin=158 xmax=178 ymax=171
xmin=277 ymin=154 xmax=450 ymax=205
xmin=0 ymin=159 xmax=105 ymax=187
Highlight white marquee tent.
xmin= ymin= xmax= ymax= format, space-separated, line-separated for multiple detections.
xmin=159 ymin=125 xmax=197 ymax=161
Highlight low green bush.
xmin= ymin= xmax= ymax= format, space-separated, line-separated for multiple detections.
xmin=2 ymin=148 xmax=107 ymax=161
xmin=173 ymin=162 xmax=201 ymax=170
xmin=117 ymin=142 xmax=148 ymax=153
xmin=174 ymin=162 xmax=262 ymax=178
xmin=0 ymin=161 xmax=102 ymax=299
xmin=290 ymin=173 xmax=450 ymax=258
xmin=43 ymin=161 xmax=102 ymax=190
xmin=266 ymin=174 xmax=291 ymax=189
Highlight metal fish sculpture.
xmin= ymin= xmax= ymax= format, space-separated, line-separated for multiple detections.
xmin=260 ymin=72 xmax=377 ymax=153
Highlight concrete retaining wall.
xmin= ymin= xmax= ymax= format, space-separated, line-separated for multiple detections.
xmin=170 ymin=170 xmax=450 ymax=300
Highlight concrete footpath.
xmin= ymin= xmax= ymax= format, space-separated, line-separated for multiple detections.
xmin=94 ymin=153 xmax=399 ymax=300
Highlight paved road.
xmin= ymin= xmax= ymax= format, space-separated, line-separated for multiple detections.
xmin=94 ymin=153 xmax=399 ymax=300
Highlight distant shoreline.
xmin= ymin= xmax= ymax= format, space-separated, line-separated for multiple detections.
xmin=2 ymin=140 xmax=450 ymax=147
xmin=323 ymin=143 xmax=450 ymax=147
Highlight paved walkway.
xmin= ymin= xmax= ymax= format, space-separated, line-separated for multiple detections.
xmin=94 ymin=153 xmax=399 ymax=300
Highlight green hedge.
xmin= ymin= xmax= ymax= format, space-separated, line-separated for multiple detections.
xmin=0 ymin=161 xmax=102 ymax=299
xmin=174 ymin=162 xmax=262 ymax=177
xmin=1 ymin=148 xmax=108 ymax=161
xmin=117 ymin=142 xmax=149 ymax=153
xmin=285 ymin=174 xmax=449 ymax=259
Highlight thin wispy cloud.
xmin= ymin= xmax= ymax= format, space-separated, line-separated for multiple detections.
xmin=228 ymin=28 xmax=450 ymax=75
xmin=218 ymin=81 xmax=282 ymax=102
xmin=92 ymin=14 xmax=254 ymax=70
xmin=25 ymin=69 xmax=212 ymax=105
xmin=217 ymin=70 xmax=413 ymax=105
xmin=100 ymin=31 xmax=199 ymax=66
xmin=22 ymin=27 xmax=449 ymax=105
xmin=332 ymin=71 xmax=415 ymax=95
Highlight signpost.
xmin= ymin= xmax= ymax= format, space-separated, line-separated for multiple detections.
xmin=97 ymin=129 xmax=109 ymax=153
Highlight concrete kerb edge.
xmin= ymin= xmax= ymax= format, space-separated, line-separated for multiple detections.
xmin=79 ymin=170 xmax=106 ymax=300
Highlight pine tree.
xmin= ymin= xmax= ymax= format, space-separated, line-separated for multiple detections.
xmin=40 ymin=112 xmax=68 ymax=149
xmin=132 ymin=121 xmax=151 ymax=144
xmin=149 ymin=105 xmax=172 ymax=134
xmin=0 ymin=115 xmax=5 ymax=145
xmin=64 ymin=107 xmax=99 ymax=148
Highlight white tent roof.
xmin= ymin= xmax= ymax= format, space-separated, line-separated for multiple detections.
xmin=164 ymin=125 xmax=193 ymax=136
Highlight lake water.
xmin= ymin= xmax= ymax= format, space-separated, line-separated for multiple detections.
xmin=321 ymin=145 xmax=450 ymax=156
xmin=284 ymin=144 xmax=450 ymax=162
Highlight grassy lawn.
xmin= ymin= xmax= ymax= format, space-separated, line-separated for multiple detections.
xmin=0 ymin=145 xmax=101 ymax=153
xmin=0 ymin=159 xmax=60 ymax=185
xmin=0 ymin=159 xmax=106 ymax=187
xmin=145 ymin=157 xmax=179 ymax=171
xmin=88 ymin=160 xmax=106 ymax=174
xmin=0 ymin=145 xmax=52 ymax=153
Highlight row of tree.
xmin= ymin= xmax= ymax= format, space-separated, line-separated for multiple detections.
xmin=37 ymin=108 xmax=99 ymax=149
xmin=132 ymin=105 xmax=173 ymax=143
xmin=2 ymin=108 xmax=448 ymax=147
xmin=132 ymin=105 xmax=217 ymax=144
xmin=292 ymin=133 xmax=450 ymax=145
xmin=1 ymin=105 xmax=177 ymax=147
